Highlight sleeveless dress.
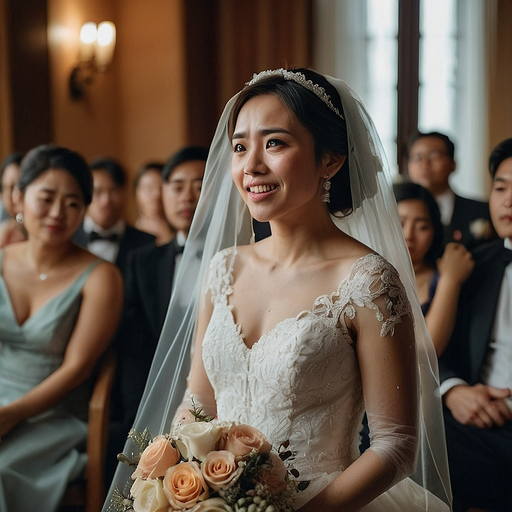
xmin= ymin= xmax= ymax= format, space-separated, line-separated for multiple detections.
xmin=202 ymin=248 xmax=450 ymax=511
xmin=0 ymin=252 xmax=101 ymax=512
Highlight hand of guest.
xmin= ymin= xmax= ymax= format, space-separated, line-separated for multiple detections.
xmin=445 ymin=383 xmax=512 ymax=428
xmin=436 ymin=242 xmax=474 ymax=286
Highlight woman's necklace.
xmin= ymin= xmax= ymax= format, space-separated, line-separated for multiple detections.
xmin=31 ymin=248 xmax=73 ymax=281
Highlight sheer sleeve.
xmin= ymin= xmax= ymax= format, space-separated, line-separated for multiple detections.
xmin=348 ymin=258 xmax=418 ymax=486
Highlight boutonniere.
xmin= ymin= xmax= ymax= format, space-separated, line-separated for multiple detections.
xmin=469 ymin=218 xmax=493 ymax=240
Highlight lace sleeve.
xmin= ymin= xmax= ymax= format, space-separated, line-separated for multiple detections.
xmin=348 ymin=255 xmax=419 ymax=485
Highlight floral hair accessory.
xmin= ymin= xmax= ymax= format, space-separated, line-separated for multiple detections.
xmin=247 ymin=68 xmax=345 ymax=120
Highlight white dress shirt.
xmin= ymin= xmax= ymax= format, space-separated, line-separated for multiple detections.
xmin=435 ymin=188 xmax=455 ymax=226
xmin=83 ymin=216 xmax=125 ymax=263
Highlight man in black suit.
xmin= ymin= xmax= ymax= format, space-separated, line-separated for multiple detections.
xmin=439 ymin=138 xmax=512 ymax=512
xmin=74 ymin=157 xmax=155 ymax=277
xmin=106 ymin=146 xmax=208 ymax=478
xmin=408 ymin=131 xmax=495 ymax=248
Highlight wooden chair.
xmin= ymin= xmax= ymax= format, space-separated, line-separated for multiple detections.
xmin=59 ymin=347 xmax=117 ymax=512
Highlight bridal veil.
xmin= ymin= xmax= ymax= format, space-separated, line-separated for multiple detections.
xmin=105 ymin=70 xmax=452 ymax=510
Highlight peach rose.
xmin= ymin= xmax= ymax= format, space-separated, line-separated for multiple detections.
xmin=130 ymin=477 xmax=170 ymax=512
xmin=188 ymin=497 xmax=232 ymax=511
xmin=201 ymin=450 xmax=244 ymax=491
xmin=175 ymin=421 xmax=222 ymax=462
xmin=217 ymin=424 xmax=271 ymax=460
xmin=162 ymin=461 xmax=209 ymax=509
xmin=256 ymin=452 xmax=288 ymax=494
xmin=132 ymin=435 xmax=181 ymax=480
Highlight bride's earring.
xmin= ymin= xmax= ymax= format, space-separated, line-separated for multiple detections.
xmin=15 ymin=212 xmax=24 ymax=224
xmin=321 ymin=174 xmax=331 ymax=203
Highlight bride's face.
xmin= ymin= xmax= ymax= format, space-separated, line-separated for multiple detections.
xmin=231 ymin=94 xmax=329 ymax=224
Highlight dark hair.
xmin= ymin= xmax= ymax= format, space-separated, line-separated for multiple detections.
xmin=229 ymin=68 xmax=351 ymax=216
xmin=162 ymin=146 xmax=209 ymax=182
xmin=18 ymin=144 xmax=93 ymax=205
xmin=408 ymin=131 xmax=455 ymax=161
xmin=134 ymin=161 xmax=165 ymax=191
xmin=488 ymin=138 xmax=512 ymax=179
xmin=0 ymin=152 xmax=23 ymax=191
xmin=393 ymin=181 xmax=444 ymax=268
xmin=89 ymin=157 xmax=126 ymax=186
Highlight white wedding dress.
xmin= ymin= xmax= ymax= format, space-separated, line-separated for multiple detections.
xmin=201 ymin=247 xmax=450 ymax=511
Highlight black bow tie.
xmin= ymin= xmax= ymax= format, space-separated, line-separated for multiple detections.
xmin=172 ymin=238 xmax=184 ymax=255
xmin=88 ymin=230 xmax=120 ymax=243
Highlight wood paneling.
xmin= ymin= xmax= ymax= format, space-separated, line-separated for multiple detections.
xmin=4 ymin=0 xmax=52 ymax=152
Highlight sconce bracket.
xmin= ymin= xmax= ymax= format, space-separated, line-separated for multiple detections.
xmin=69 ymin=63 xmax=96 ymax=100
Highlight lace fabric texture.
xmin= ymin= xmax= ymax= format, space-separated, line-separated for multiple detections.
xmin=201 ymin=247 xmax=420 ymax=507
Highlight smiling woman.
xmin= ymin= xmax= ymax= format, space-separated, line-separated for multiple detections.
xmin=0 ymin=145 xmax=124 ymax=512
xmin=107 ymin=69 xmax=452 ymax=512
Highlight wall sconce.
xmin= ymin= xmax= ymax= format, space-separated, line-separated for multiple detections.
xmin=69 ymin=21 xmax=116 ymax=100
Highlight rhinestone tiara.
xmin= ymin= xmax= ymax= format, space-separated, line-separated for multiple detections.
xmin=247 ymin=68 xmax=344 ymax=120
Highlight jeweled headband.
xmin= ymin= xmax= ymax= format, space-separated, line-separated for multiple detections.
xmin=247 ymin=68 xmax=345 ymax=120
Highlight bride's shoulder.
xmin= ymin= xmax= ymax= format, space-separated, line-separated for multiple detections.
xmin=331 ymin=239 xmax=401 ymax=294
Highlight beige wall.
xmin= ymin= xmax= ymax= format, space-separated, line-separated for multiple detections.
xmin=46 ymin=0 xmax=189 ymax=222
xmin=489 ymin=0 xmax=512 ymax=151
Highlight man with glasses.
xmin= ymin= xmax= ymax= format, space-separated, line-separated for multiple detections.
xmin=408 ymin=131 xmax=495 ymax=248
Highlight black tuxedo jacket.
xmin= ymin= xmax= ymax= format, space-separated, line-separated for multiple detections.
xmin=116 ymin=226 xmax=156 ymax=278
xmin=122 ymin=238 xmax=181 ymax=344
xmin=439 ymin=239 xmax=511 ymax=385
xmin=73 ymin=224 xmax=155 ymax=279
xmin=112 ymin=238 xmax=182 ymax=430
xmin=444 ymin=194 xmax=493 ymax=249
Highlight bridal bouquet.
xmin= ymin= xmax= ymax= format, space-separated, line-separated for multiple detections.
xmin=109 ymin=404 xmax=308 ymax=512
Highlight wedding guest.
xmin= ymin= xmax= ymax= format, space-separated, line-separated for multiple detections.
xmin=106 ymin=146 xmax=208 ymax=483
xmin=108 ymin=69 xmax=452 ymax=511
xmin=408 ymin=131 xmax=495 ymax=248
xmin=74 ymin=157 xmax=155 ymax=278
xmin=0 ymin=152 xmax=26 ymax=247
xmin=439 ymin=137 xmax=512 ymax=512
xmin=133 ymin=161 xmax=174 ymax=245
xmin=394 ymin=181 xmax=474 ymax=356
xmin=0 ymin=144 xmax=123 ymax=512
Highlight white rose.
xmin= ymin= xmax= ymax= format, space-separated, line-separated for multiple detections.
xmin=130 ymin=477 xmax=170 ymax=512
xmin=175 ymin=422 xmax=222 ymax=462
xmin=189 ymin=497 xmax=233 ymax=511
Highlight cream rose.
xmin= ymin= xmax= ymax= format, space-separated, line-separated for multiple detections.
xmin=189 ymin=497 xmax=233 ymax=511
xmin=217 ymin=424 xmax=271 ymax=460
xmin=174 ymin=407 xmax=197 ymax=427
xmin=130 ymin=477 xmax=170 ymax=512
xmin=175 ymin=422 xmax=222 ymax=461
xmin=256 ymin=452 xmax=288 ymax=494
xmin=201 ymin=450 xmax=244 ymax=491
xmin=162 ymin=461 xmax=209 ymax=509
xmin=132 ymin=435 xmax=181 ymax=480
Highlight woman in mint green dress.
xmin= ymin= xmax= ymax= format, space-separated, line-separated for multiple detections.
xmin=0 ymin=145 xmax=123 ymax=512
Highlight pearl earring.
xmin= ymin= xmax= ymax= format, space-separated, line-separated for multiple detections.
xmin=15 ymin=213 xmax=24 ymax=224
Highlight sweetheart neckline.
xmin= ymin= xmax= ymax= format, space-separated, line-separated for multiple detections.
xmin=214 ymin=249 xmax=389 ymax=350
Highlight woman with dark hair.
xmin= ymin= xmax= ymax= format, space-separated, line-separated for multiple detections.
xmin=393 ymin=181 xmax=474 ymax=356
xmin=0 ymin=152 xmax=26 ymax=247
xmin=133 ymin=161 xmax=174 ymax=245
xmin=107 ymin=70 xmax=452 ymax=511
xmin=0 ymin=144 xmax=123 ymax=511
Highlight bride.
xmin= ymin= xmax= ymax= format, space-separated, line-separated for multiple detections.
xmin=106 ymin=69 xmax=452 ymax=511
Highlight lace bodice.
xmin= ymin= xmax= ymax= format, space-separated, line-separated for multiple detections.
xmin=201 ymin=247 xmax=413 ymax=504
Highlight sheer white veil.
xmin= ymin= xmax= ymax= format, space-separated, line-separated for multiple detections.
xmin=104 ymin=70 xmax=452 ymax=510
